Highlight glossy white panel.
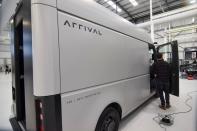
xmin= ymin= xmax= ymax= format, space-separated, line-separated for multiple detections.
xmin=31 ymin=4 xmax=60 ymax=96
xmin=58 ymin=12 xmax=150 ymax=93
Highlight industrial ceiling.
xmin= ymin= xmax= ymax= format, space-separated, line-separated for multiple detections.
xmin=95 ymin=0 xmax=195 ymax=24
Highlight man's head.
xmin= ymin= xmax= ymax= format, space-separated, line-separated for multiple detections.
xmin=157 ymin=53 xmax=163 ymax=60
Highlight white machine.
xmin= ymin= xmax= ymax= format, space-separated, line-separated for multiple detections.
xmin=9 ymin=0 xmax=179 ymax=131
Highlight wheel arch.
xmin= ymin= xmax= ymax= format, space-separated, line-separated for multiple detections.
xmin=106 ymin=102 xmax=122 ymax=119
xmin=95 ymin=102 xmax=122 ymax=131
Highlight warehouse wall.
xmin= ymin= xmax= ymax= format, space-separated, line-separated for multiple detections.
xmin=0 ymin=0 xmax=18 ymax=67
xmin=0 ymin=0 xmax=19 ymax=30
xmin=143 ymin=15 xmax=197 ymax=62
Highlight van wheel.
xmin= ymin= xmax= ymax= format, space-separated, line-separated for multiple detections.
xmin=95 ymin=107 xmax=120 ymax=131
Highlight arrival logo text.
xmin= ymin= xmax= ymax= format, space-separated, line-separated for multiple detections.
xmin=64 ymin=20 xmax=102 ymax=36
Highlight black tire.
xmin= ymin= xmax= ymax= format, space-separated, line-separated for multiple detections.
xmin=95 ymin=107 xmax=120 ymax=131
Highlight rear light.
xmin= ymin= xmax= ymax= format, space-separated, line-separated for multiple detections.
xmin=36 ymin=100 xmax=44 ymax=131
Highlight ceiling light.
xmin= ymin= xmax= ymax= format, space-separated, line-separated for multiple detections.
xmin=104 ymin=0 xmax=122 ymax=12
xmin=192 ymin=17 xmax=195 ymax=23
xmin=190 ymin=0 xmax=196 ymax=4
xmin=129 ymin=0 xmax=138 ymax=6
xmin=10 ymin=19 xmax=14 ymax=24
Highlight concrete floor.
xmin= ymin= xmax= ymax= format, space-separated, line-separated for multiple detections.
xmin=119 ymin=79 xmax=197 ymax=131
xmin=0 ymin=73 xmax=196 ymax=131
xmin=0 ymin=73 xmax=12 ymax=131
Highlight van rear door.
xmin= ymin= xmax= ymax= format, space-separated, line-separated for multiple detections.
xmin=10 ymin=1 xmax=36 ymax=130
xmin=157 ymin=41 xmax=179 ymax=96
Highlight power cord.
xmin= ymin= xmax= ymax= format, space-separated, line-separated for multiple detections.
xmin=153 ymin=91 xmax=197 ymax=131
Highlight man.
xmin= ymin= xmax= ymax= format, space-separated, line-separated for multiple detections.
xmin=5 ymin=65 xmax=9 ymax=74
xmin=153 ymin=53 xmax=171 ymax=110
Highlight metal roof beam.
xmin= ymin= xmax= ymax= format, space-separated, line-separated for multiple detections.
xmin=137 ymin=4 xmax=197 ymax=27
xmin=112 ymin=0 xmax=136 ymax=23
xmin=130 ymin=0 xmax=185 ymax=19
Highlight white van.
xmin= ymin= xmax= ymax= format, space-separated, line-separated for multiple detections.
xmin=9 ymin=0 xmax=179 ymax=131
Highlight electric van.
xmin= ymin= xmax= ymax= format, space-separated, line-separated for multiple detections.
xmin=9 ymin=0 xmax=179 ymax=131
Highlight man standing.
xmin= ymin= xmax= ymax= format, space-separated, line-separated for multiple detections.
xmin=153 ymin=53 xmax=171 ymax=110
xmin=5 ymin=65 xmax=9 ymax=74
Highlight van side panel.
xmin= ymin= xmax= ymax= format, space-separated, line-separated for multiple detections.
xmin=58 ymin=11 xmax=150 ymax=93
xmin=61 ymin=75 xmax=150 ymax=131
xmin=31 ymin=4 xmax=60 ymax=96
xmin=58 ymin=11 xmax=151 ymax=131
xmin=57 ymin=0 xmax=152 ymax=43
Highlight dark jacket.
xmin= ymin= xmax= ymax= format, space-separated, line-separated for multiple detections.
xmin=152 ymin=59 xmax=171 ymax=82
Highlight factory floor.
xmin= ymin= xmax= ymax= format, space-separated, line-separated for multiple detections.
xmin=0 ymin=73 xmax=196 ymax=131
xmin=119 ymin=79 xmax=197 ymax=131
xmin=0 ymin=73 xmax=12 ymax=131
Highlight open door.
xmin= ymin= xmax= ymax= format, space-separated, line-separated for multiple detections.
xmin=157 ymin=41 xmax=179 ymax=96
xmin=10 ymin=1 xmax=36 ymax=131
xmin=12 ymin=4 xmax=26 ymax=127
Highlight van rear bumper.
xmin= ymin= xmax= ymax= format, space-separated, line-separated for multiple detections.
xmin=9 ymin=117 xmax=23 ymax=131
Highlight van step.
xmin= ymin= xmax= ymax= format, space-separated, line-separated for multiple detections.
xmin=9 ymin=117 xmax=22 ymax=131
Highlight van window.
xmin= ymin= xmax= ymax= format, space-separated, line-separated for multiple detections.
xmin=157 ymin=45 xmax=172 ymax=63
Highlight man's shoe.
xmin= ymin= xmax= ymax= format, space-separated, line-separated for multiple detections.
xmin=166 ymin=104 xmax=171 ymax=109
xmin=159 ymin=105 xmax=166 ymax=110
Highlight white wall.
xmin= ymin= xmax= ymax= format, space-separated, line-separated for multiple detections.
xmin=0 ymin=0 xmax=18 ymax=66
xmin=0 ymin=59 xmax=5 ymax=65
xmin=0 ymin=0 xmax=19 ymax=30
xmin=0 ymin=44 xmax=11 ymax=52
xmin=0 ymin=58 xmax=11 ymax=65
xmin=178 ymin=47 xmax=185 ymax=60
xmin=0 ymin=52 xmax=11 ymax=58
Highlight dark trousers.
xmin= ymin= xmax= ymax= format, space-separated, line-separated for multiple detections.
xmin=156 ymin=80 xmax=170 ymax=106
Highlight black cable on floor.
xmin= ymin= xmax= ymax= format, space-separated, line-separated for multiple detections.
xmin=168 ymin=91 xmax=197 ymax=116
xmin=153 ymin=114 xmax=167 ymax=131
xmin=153 ymin=91 xmax=197 ymax=131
